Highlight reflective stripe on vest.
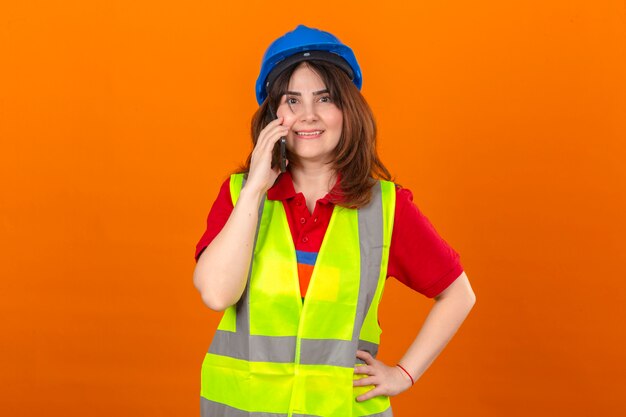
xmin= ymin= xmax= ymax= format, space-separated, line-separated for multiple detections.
xmin=201 ymin=397 xmax=394 ymax=417
xmin=201 ymin=173 xmax=396 ymax=417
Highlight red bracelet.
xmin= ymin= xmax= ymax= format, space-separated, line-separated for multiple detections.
xmin=396 ymin=364 xmax=414 ymax=385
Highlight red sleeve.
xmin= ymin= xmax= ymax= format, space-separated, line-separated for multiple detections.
xmin=387 ymin=186 xmax=464 ymax=298
xmin=194 ymin=177 xmax=234 ymax=263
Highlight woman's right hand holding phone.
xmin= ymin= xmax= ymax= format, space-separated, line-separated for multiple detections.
xmin=245 ymin=116 xmax=289 ymax=195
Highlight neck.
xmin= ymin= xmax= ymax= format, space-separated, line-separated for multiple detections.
xmin=289 ymin=163 xmax=337 ymax=194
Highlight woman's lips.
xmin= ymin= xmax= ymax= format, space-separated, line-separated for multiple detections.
xmin=295 ymin=130 xmax=324 ymax=139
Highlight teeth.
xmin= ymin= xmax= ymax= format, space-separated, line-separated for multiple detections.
xmin=296 ymin=131 xmax=323 ymax=136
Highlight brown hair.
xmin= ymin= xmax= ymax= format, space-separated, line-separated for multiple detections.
xmin=236 ymin=60 xmax=395 ymax=208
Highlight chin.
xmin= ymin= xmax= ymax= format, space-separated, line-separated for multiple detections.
xmin=290 ymin=151 xmax=333 ymax=164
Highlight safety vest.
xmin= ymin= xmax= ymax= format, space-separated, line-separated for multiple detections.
xmin=200 ymin=173 xmax=396 ymax=417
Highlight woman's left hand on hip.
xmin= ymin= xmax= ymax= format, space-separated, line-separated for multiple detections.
xmin=353 ymin=350 xmax=413 ymax=401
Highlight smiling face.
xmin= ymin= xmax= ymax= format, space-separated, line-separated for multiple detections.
xmin=276 ymin=62 xmax=343 ymax=166
xmin=249 ymin=59 xmax=390 ymax=208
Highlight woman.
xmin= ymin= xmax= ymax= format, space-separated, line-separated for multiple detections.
xmin=193 ymin=25 xmax=476 ymax=417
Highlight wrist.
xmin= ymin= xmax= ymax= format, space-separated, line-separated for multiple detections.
xmin=396 ymin=363 xmax=415 ymax=386
xmin=239 ymin=184 xmax=266 ymax=204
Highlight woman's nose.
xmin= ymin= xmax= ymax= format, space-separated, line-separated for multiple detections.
xmin=299 ymin=101 xmax=318 ymax=122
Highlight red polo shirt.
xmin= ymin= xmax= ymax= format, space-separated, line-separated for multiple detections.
xmin=195 ymin=171 xmax=463 ymax=299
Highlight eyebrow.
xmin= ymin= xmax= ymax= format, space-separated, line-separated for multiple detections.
xmin=285 ymin=89 xmax=329 ymax=96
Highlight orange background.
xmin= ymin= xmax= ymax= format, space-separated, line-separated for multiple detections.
xmin=1 ymin=1 xmax=625 ymax=416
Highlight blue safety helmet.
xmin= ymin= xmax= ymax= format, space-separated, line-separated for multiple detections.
xmin=255 ymin=25 xmax=363 ymax=105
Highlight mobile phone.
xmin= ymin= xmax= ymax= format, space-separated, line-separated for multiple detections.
xmin=269 ymin=108 xmax=287 ymax=173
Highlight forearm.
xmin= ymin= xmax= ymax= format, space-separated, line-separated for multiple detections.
xmin=398 ymin=289 xmax=475 ymax=382
xmin=193 ymin=186 xmax=265 ymax=311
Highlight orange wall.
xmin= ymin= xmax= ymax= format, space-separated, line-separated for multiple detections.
xmin=1 ymin=1 xmax=625 ymax=416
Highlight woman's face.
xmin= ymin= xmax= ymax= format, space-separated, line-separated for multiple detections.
xmin=276 ymin=63 xmax=343 ymax=166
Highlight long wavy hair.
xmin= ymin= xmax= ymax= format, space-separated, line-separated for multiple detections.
xmin=236 ymin=60 xmax=394 ymax=209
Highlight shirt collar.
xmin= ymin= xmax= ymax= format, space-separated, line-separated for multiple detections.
xmin=267 ymin=170 xmax=344 ymax=203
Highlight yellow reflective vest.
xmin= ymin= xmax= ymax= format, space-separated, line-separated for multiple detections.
xmin=201 ymin=173 xmax=396 ymax=417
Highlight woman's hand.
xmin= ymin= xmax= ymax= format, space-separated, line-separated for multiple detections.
xmin=353 ymin=350 xmax=413 ymax=402
xmin=245 ymin=116 xmax=290 ymax=195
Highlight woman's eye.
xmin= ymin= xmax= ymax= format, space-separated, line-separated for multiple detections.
xmin=319 ymin=96 xmax=332 ymax=103
xmin=286 ymin=97 xmax=298 ymax=104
